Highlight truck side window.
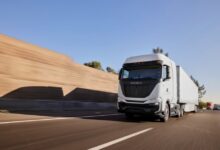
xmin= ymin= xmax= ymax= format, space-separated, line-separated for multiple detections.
xmin=122 ymin=70 xmax=129 ymax=79
xmin=162 ymin=65 xmax=169 ymax=80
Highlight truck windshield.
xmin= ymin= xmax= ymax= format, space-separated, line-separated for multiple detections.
xmin=121 ymin=66 xmax=162 ymax=80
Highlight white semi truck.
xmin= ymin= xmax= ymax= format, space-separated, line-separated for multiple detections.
xmin=117 ymin=53 xmax=198 ymax=122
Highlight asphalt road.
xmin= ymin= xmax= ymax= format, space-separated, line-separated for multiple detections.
xmin=0 ymin=110 xmax=220 ymax=150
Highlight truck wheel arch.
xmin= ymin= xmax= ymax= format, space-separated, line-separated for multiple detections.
xmin=166 ymin=101 xmax=171 ymax=116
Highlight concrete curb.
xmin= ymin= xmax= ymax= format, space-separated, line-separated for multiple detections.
xmin=0 ymin=99 xmax=116 ymax=112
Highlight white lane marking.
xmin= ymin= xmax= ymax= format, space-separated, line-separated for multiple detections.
xmin=0 ymin=117 xmax=68 ymax=125
xmin=88 ymin=128 xmax=153 ymax=150
xmin=0 ymin=113 xmax=121 ymax=125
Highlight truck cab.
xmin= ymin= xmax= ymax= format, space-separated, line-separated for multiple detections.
xmin=117 ymin=54 xmax=179 ymax=122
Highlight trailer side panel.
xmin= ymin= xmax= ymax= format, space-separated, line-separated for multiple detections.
xmin=177 ymin=66 xmax=199 ymax=111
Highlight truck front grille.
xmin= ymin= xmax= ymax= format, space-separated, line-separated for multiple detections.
xmin=124 ymin=84 xmax=149 ymax=98
xmin=120 ymin=80 xmax=158 ymax=98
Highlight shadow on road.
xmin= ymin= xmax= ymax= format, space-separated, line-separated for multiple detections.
xmin=80 ymin=113 xmax=164 ymax=123
xmin=0 ymin=86 xmax=120 ymax=119
xmin=1 ymin=86 xmax=117 ymax=102
xmin=2 ymin=86 xmax=64 ymax=100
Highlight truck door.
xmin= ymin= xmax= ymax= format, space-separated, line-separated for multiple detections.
xmin=161 ymin=64 xmax=174 ymax=110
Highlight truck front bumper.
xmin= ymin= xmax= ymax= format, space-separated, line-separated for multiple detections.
xmin=118 ymin=102 xmax=162 ymax=116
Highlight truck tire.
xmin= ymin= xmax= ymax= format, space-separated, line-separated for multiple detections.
xmin=176 ymin=108 xmax=181 ymax=118
xmin=180 ymin=105 xmax=184 ymax=117
xmin=161 ymin=104 xmax=169 ymax=122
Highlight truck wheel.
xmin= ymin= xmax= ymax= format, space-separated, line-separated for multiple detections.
xmin=161 ymin=104 xmax=169 ymax=122
xmin=180 ymin=105 xmax=184 ymax=117
xmin=176 ymin=108 xmax=181 ymax=118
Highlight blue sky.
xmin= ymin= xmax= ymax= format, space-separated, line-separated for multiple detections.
xmin=0 ymin=0 xmax=219 ymax=103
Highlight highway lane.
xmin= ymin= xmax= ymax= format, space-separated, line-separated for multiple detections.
xmin=0 ymin=111 xmax=220 ymax=150
xmin=105 ymin=111 xmax=220 ymax=150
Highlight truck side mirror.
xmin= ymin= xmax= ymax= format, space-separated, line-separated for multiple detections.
xmin=162 ymin=65 xmax=171 ymax=81
xmin=166 ymin=66 xmax=171 ymax=80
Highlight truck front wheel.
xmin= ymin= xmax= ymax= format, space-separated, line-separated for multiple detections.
xmin=180 ymin=105 xmax=184 ymax=117
xmin=161 ymin=104 xmax=169 ymax=122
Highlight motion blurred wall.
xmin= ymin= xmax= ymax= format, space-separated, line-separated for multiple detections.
xmin=0 ymin=34 xmax=118 ymax=102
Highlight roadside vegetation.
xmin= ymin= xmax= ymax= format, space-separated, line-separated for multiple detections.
xmin=84 ymin=61 xmax=104 ymax=71
xmin=198 ymin=101 xmax=207 ymax=109
xmin=84 ymin=61 xmax=117 ymax=74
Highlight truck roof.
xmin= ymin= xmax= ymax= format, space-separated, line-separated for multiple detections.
xmin=124 ymin=53 xmax=173 ymax=64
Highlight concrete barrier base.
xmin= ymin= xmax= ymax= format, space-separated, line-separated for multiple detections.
xmin=0 ymin=99 xmax=116 ymax=112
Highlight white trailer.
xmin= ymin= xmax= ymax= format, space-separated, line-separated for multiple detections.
xmin=117 ymin=53 xmax=199 ymax=122
xmin=177 ymin=66 xmax=199 ymax=112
